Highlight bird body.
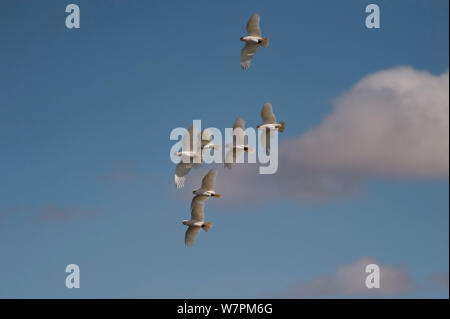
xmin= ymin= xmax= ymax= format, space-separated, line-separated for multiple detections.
xmin=240 ymin=35 xmax=263 ymax=44
xmin=193 ymin=189 xmax=220 ymax=197
xmin=182 ymin=220 xmax=205 ymax=227
xmin=234 ymin=144 xmax=253 ymax=151
xmin=201 ymin=141 xmax=220 ymax=151
xmin=174 ymin=150 xmax=199 ymax=158
xmin=257 ymin=123 xmax=284 ymax=130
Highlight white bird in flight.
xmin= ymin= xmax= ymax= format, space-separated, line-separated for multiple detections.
xmin=225 ymin=117 xmax=255 ymax=169
xmin=174 ymin=126 xmax=219 ymax=188
xmin=240 ymin=13 xmax=269 ymax=70
xmin=193 ymin=168 xmax=221 ymax=198
xmin=257 ymin=103 xmax=285 ymax=155
xmin=182 ymin=169 xmax=220 ymax=247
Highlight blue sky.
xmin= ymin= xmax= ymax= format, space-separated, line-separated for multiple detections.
xmin=0 ymin=0 xmax=448 ymax=298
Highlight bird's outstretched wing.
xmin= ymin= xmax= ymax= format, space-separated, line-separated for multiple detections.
xmin=175 ymin=162 xmax=193 ymax=188
xmin=246 ymin=13 xmax=262 ymax=37
xmin=185 ymin=226 xmax=201 ymax=247
xmin=190 ymin=195 xmax=209 ymax=221
xmin=199 ymin=129 xmax=213 ymax=148
xmin=181 ymin=126 xmax=195 ymax=153
xmin=240 ymin=43 xmax=258 ymax=70
xmin=224 ymin=148 xmax=244 ymax=169
xmin=232 ymin=117 xmax=247 ymax=146
xmin=233 ymin=117 xmax=245 ymax=131
xmin=201 ymin=169 xmax=218 ymax=191
xmin=261 ymin=102 xmax=277 ymax=124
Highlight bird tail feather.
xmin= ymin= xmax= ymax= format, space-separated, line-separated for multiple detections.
xmin=202 ymin=222 xmax=212 ymax=231
xmin=278 ymin=121 xmax=285 ymax=133
xmin=261 ymin=37 xmax=269 ymax=48
xmin=244 ymin=146 xmax=255 ymax=153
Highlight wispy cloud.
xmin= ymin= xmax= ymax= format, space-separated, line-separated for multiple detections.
xmin=0 ymin=204 xmax=100 ymax=229
xmin=427 ymin=271 xmax=449 ymax=290
xmin=216 ymin=67 xmax=449 ymax=203
xmin=0 ymin=205 xmax=33 ymax=230
xmin=282 ymin=257 xmax=416 ymax=298
xmin=36 ymin=204 xmax=100 ymax=223
xmin=98 ymin=161 xmax=141 ymax=184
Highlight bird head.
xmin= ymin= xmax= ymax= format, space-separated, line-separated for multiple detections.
xmin=182 ymin=220 xmax=189 ymax=226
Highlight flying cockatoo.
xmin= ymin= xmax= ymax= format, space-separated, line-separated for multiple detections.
xmin=240 ymin=13 xmax=269 ymax=70
xmin=174 ymin=127 xmax=219 ymax=188
xmin=182 ymin=169 xmax=221 ymax=247
xmin=182 ymin=195 xmax=213 ymax=247
xmin=193 ymin=168 xmax=221 ymax=198
xmin=257 ymin=102 xmax=285 ymax=155
xmin=224 ymin=117 xmax=255 ymax=169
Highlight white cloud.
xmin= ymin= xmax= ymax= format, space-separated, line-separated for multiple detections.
xmin=283 ymin=257 xmax=415 ymax=297
xmin=427 ymin=271 xmax=449 ymax=289
xmin=215 ymin=67 xmax=449 ymax=203
xmin=294 ymin=66 xmax=449 ymax=178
